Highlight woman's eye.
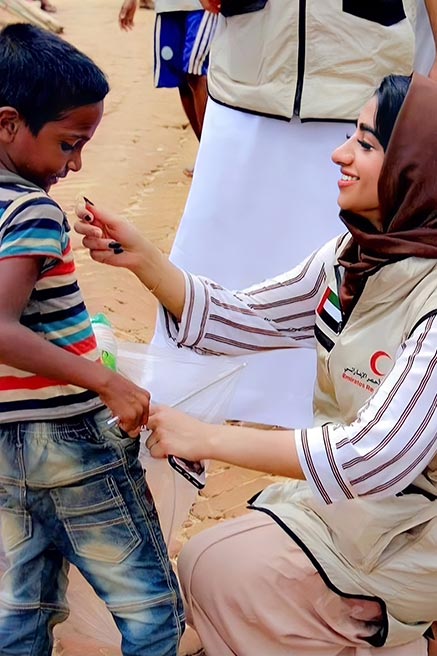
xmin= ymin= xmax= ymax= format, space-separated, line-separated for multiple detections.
xmin=61 ymin=142 xmax=74 ymax=152
xmin=357 ymin=139 xmax=373 ymax=151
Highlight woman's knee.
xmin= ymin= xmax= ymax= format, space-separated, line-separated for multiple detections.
xmin=178 ymin=528 xmax=218 ymax=604
xmin=178 ymin=513 xmax=275 ymax=606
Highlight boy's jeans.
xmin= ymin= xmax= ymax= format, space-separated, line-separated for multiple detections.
xmin=0 ymin=408 xmax=185 ymax=655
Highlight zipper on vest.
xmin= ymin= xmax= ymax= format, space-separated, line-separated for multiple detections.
xmin=293 ymin=0 xmax=306 ymax=115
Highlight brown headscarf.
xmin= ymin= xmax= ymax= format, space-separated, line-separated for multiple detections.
xmin=338 ymin=73 xmax=437 ymax=317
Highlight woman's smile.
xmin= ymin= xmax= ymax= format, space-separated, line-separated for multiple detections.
xmin=338 ymin=171 xmax=359 ymax=187
xmin=331 ymin=95 xmax=385 ymax=227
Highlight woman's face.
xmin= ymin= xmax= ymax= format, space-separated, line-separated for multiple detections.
xmin=331 ymin=96 xmax=385 ymax=228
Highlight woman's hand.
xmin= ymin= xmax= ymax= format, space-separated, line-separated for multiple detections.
xmin=119 ymin=0 xmax=138 ymax=30
xmin=146 ymin=405 xmax=214 ymax=461
xmin=75 ymin=197 xmax=186 ymax=319
xmin=74 ymin=198 xmax=152 ymax=275
xmin=147 ymin=404 xmax=305 ymax=480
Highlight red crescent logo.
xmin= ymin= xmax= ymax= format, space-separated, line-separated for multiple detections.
xmin=369 ymin=351 xmax=391 ymax=377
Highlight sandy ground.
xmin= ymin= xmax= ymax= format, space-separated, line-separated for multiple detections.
xmin=0 ymin=2 xmax=280 ymax=654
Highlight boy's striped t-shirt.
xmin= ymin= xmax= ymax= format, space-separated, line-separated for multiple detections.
xmin=0 ymin=173 xmax=103 ymax=422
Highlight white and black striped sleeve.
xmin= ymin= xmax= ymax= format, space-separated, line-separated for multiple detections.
xmin=162 ymin=237 xmax=339 ymax=355
xmin=296 ymin=313 xmax=437 ymax=504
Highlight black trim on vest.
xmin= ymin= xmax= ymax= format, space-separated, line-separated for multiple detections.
xmin=300 ymin=117 xmax=356 ymax=124
xmin=293 ymin=0 xmax=306 ymax=115
xmin=342 ymin=0 xmax=406 ymax=27
xmin=399 ymin=484 xmax=437 ymax=502
xmin=220 ymin=0 xmax=268 ymax=18
xmin=247 ymin=499 xmax=389 ymax=647
xmin=314 ymin=324 xmax=335 ymax=352
xmin=409 ymin=310 xmax=437 ymax=340
xmin=207 ymin=92 xmax=291 ymax=121
xmin=207 ymin=94 xmax=358 ymax=124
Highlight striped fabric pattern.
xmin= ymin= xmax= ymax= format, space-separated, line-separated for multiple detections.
xmin=163 ymin=241 xmax=333 ymax=355
xmin=163 ymin=234 xmax=437 ymax=504
xmin=187 ymin=11 xmax=218 ymax=76
xmin=163 ymin=238 xmax=340 ymax=353
xmin=296 ymin=314 xmax=437 ymax=503
xmin=0 ymin=176 xmax=102 ymax=422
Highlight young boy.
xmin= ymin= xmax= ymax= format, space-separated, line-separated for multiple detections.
xmin=0 ymin=23 xmax=184 ymax=655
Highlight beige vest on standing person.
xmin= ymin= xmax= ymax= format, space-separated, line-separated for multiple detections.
xmin=208 ymin=0 xmax=417 ymax=120
xmin=155 ymin=0 xmax=202 ymax=13
xmin=253 ymin=244 xmax=437 ymax=647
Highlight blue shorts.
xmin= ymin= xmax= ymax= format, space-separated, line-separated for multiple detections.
xmin=154 ymin=10 xmax=217 ymax=88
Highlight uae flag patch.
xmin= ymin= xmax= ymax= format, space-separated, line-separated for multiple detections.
xmin=315 ymin=286 xmax=343 ymax=351
xmin=317 ymin=286 xmax=342 ymax=332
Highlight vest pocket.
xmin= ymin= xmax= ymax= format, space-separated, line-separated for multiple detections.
xmin=221 ymin=0 xmax=268 ymax=18
xmin=342 ymin=0 xmax=405 ymax=26
xmin=213 ymin=7 xmax=267 ymax=85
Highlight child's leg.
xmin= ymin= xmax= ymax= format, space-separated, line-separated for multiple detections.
xmin=44 ymin=411 xmax=184 ymax=656
xmin=178 ymin=79 xmax=203 ymax=141
xmin=0 ymin=544 xmax=68 ymax=655
xmin=180 ymin=10 xmax=216 ymax=141
xmin=54 ymin=467 xmax=185 ymax=655
xmin=0 ymin=413 xmax=184 ymax=655
xmin=0 ymin=486 xmax=69 ymax=654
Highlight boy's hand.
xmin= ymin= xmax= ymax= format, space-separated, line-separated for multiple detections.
xmin=75 ymin=199 xmax=149 ymax=275
xmin=146 ymin=405 xmax=211 ymax=460
xmin=99 ymin=370 xmax=151 ymax=436
xmin=119 ymin=0 xmax=138 ymax=30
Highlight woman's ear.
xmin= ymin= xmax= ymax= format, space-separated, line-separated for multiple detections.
xmin=0 ymin=107 xmax=21 ymax=143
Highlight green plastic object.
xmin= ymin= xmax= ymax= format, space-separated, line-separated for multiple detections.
xmin=91 ymin=313 xmax=117 ymax=371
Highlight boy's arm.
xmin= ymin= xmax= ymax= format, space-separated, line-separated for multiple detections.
xmin=0 ymin=256 xmax=150 ymax=434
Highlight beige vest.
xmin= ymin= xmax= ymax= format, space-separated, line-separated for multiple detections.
xmin=255 ymin=248 xmax=437 ymax=646
xmin=208 ymin=0 xmax=416 ymax=120
xmin=155 ymin=0 xmax=202 ymax=13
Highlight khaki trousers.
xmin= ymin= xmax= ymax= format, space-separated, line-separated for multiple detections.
xmin=178 ymin=511 xmax=428 ymax=656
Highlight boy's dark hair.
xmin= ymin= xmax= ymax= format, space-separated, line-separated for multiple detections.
xmin=374 ymin=74 xmax=412 ymax=151
xmin=0 ymin=23 xmax=109 ymax=135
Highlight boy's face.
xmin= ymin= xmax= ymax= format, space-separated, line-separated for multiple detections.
xmin=8 ymin=101 xmax=104 ymax=191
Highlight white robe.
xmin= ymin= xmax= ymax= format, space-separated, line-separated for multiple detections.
xmin=154 ymin=3 xmax=436 ymax=427
xmin=155 ymin=106 xmax=351 ymax=426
